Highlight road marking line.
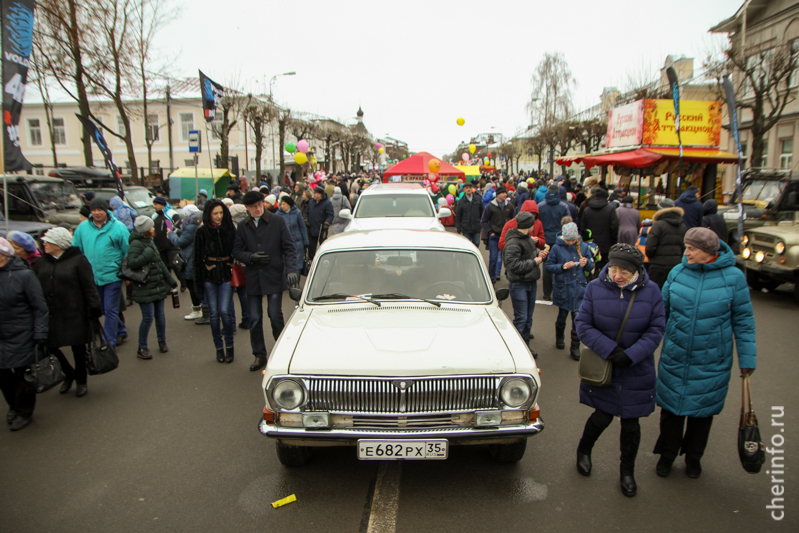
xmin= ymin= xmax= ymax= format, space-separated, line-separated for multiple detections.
xmin=366 ymin=462 xmax=402 ymax=533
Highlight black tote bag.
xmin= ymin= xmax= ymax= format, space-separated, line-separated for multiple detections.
xmin=738 ymin=375 xmax=766 ymax=474
xmin=24 ymin=344 xmax=65 ymax=393
xmin=86 ymin=320 xmax=119 ymax=375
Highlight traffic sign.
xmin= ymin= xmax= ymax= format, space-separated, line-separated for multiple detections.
xmin=189 ymin=130 xmax=201 ymax=153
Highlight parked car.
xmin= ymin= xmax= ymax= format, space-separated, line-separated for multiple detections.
xmin=86 ymin=186 xmax=156 ymax=218
xmin=49 ymin=166 xmax=115 ymax=187
xmin=1 ymin=174 xmax=83 ymax=227
xmin=0 ymin=211 xmax=53 ymax=238
xmin=258 ymin=229 xmax=544 ymax=466
xmin=719 ymin=169 xmax=799 ymax=248
xmin=737 ymin=211 xmax=799 ymax=302
xmin=340 ymin=183 xmax=451 ymax=232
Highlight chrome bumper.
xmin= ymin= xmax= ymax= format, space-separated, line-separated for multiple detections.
xmin=258 ymin=419 xmax=544 ymax=446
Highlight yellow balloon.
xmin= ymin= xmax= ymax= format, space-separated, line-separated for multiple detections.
xmin=448 ymin=184 xmax=456 ymax=195
xmin=378 ymin=148 xmax=384 ymax=154
xmin=468 ymin=144 xmax=476 ymax=154
xmin=457 ymin=117 xmax=465 ymax=126
xmin=294 ymin=152 xmax=308 ymax=165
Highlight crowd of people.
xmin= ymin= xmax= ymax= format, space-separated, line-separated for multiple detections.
xmin=0 ymin=168 xmax=756 ymax=501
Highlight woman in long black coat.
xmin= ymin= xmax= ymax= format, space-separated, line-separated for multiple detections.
xmin=33 ymin=228 xmax=102 ymax=397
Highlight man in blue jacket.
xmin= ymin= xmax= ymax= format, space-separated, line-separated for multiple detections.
xmin=674 ymin=186 xmax=703 ymax=230
xmin=304 ymin=186 xmax=334 ymax=261
xmin=537 ymin=184 xmax=568 ymax=300
xmin=72 ymin=198 xmax=130 ymax=347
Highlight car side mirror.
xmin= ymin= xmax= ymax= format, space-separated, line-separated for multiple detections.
xmin=437 ymin=208 xmax=452 ymax=218
xmin=339 ymin=208 xmax=352 ymax=220
xmin=288 ymin=287 xmax=302 ymax=302
xmin=495 ymin=288 xmax=510 ymax=301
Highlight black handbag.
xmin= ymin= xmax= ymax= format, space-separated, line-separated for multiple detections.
xmin=738 ymin=375 xmax=766 ymax=473
xmin=578 ymin=292 xmax=636 ymax=387
xmin=172 ymin=252 xmax=186 ymax=272
xmin=117 ymin=257 xmax=150 ymax=284
xmin=86 ymin=320 xmax=119 ymax=375
xmin=24 ymin=344 xmax=65 ymax=393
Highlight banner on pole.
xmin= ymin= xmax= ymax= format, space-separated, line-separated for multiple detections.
xmin=76 ymin=115 xmax=124 ymax=197
xmin=2 ymin=0 xmax=35 ymax=172
xmin=199 ymin=70 xmax=224 ymax=122
xmin=665 ymin=66 xmax=683 ymax=159
xmin=722 ymin=75 xmax=745 ymax=241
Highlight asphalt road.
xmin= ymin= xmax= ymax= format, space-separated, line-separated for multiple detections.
xmin=1 ymin=236 xmax=797 ymax=533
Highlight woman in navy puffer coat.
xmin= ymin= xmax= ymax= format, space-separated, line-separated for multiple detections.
xmin=575 ymin=244 xmax=665 ymax=497
xmin=275 ymin=196 xmax=309 ymax=273
xmin=653 ymin=229 xmax=756 ymax=479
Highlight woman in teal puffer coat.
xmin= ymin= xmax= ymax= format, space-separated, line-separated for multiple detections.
xmin=127 ymin=216 xmax=177 ymax=360
xmin=654 ymin=227 xmax=756 ymax=479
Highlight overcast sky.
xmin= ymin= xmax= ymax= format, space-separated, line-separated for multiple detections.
xmin=155 ymin=0 xmax=740 ymax=156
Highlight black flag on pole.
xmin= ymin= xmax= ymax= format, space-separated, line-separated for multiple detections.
xmin=665 ymin=66 xmax=683 ymax=161
xmin=76 ymin=115 xmax=124 ymax=197
xmin=1 ymin=0 xmax=35 ymax=172
xmin=723 ymin=75 xmax=746 ymax=242
xmin=199 ymin=70 xmax=224 ymax=122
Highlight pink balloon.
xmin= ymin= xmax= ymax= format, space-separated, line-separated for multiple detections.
xmin=446 ymin=194 xmax=454 ymax=204
xmin=462 ymin=153 xmax=470 ymax=162
xmin=297 ymin=140 xmax=309 ymax=153
xmin=376 ymin=143 xmax=382 ymax=149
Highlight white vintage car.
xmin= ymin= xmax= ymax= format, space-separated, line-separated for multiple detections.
xmin=259 ymin=229 xmax=543 ymax=466
xmin=339 ymin=183 xmax=452 ymax=232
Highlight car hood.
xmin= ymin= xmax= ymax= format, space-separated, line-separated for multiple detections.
xmin=748 ymin=224 xmax=799 ymax=239
xmin=289 ymin=306 xmax=515 ymax=376
xmin=345 ymin=217 xmax=444 ymax=232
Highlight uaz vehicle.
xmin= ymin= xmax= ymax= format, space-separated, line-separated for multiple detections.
xmin=1 ymin=175 xmax=83 ymax=227
xmin=339 ymin=183 xmax=451 ymax=232
xmin=258 ymin=229 xmax=543 ymax=466
xmin=86 ymin=187 xmax=156 ymax=218
xmin=737 ymin=211 xmax=799 ymax=302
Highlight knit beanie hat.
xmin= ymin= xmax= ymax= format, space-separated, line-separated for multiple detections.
xmin=658 ymin=198 xmax=675 ymax=209
xmin=89 ymin=197 xmax=109 ymax=212
xmin=516 ymin=211 xmax=535 ymax=229
xmin=0 ymin=237 xmax=14 ymax=257
xmin=684 ymin=227 xmax=720 ymax=256
xmin=152 ymin=197 xmax=167 ymax=206
xmin=495 ymin=186 xmax=507 ymax=195
xmin=621 ymin=196 xmax=634 ymax=204
xmin=518 ymin=181 xmax=528 ymax=190
xmin=561 ymin=222 xmax=579 ymax=241
xmin=592 ymin=187 xmax=609 ymax=199
xmin=280 ymin=196 xmax=295 ymax=208
xmin=608 ymin=243 xmax=645 ymax=273
xmin=222 ymin=198 xmax=234 ymax=207
xmin=134 ymin=215 xmax=154 ymax=233
xmin=547 ymin=184 xmax=559 ymax=194
xmin=9 ymin=231 xmax=37 ymax=253
xmin=265 ymin=194 xmax=277 ymax=205
xmin=42 ymin=227 xmax=73 ymax=250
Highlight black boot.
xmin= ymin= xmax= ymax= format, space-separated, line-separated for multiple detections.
xmin=225 ymin=346 xmax=235 ymax=364
xmin=216 ymin=348 xmax=225 ymax=363
xmin=656 ymin=455 xmax=674 ymax=477
xmin=249 ymin=357 xmax=266 ymax=372
xmin=195 ymin=305 xmax=210 ymax=325
xmin=620 ymin=420 xmax=641 ymax=497
xmin=555 ymin=324 xmax=565 ymax=349
xmin=570 ymin=329 xmax=581 ymax=361
xmin=620 ymin=470 xmax=637 ymax=497
xmin=685 ymin=456 xmax=702 ymax=478
xmin=59 ymin=377 xmax=74 ymax=394
xmin=577 ymin=411 xmax=613 ymax=477
xmin=158 ymin=341 xmax=169 ymax=353
xmin=577 ymin=449 xmax=592 ymax=476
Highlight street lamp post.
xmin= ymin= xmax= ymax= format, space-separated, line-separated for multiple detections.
xmin=269 ymin=72 xmax=296 ymax=175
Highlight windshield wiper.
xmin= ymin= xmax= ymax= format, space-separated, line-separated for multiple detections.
xmin=370 ymin=293 xmax=442 ymax=307
xmin=312 ymin=293 xmax=381 ymax=307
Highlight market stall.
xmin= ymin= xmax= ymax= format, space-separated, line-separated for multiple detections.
xmin=167 ymin=168 xmax=234 ymax=201
xmin=383 ymin=152 xmax=466 ymax=183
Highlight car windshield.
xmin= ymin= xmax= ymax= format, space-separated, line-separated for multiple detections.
xmin=29 ymin=181 xmax=82 ymax=209
xmin=307 ymin=249 xmax=491 ymax=303
xmin=741 ymin=180 xmax=784 ymax=203
xmin=354 ymin=194 xmax=434 ymax=218
xmin=125 ymin=188 xmax=154 ymax=209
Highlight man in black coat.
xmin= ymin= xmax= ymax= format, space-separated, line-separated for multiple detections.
xmin=304 ymin=186 xmax=334 ymax=261
xmin=480 ymin=186 xmax=515 ymax=283
xmin=455 ymin=181 xmax=484 ymax=247
xmin=645 ymin=200 xmax=687 ymax=288
xmin=675 ymin=186 xmax=703 ymax=230
xmin=232 ymin=191 xmax=298 ymax=371
xmin=579 ymin=187 xmax=619 ymax=274
xmin=701 ymin=199 xmax=727 ymax=242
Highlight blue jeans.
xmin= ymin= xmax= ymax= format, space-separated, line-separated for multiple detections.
xmin=97 ymin=281 xmax=126 ymax=346
xmin=229 ymin=285 xmax=250 ymax=326
xmin=138 ymin=299 xmax=165 ymax=349
xmin=488 ymin=234 xmax=502 ymax=280
xmin=463 ymin=232 xmax=481 ymax=248
xmin=509 ymin=282 xmax=537 ymax=344
xmin=248 ymin=292 xmax=284 ymax=359
xmin=204 ymin=282 xmax=235 ymax=350
xmin=556 ymin=308 xmax=577 ymax=332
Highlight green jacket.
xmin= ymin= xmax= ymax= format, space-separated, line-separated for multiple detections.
xmin=126 ymin=232 xmax=176 ymax=304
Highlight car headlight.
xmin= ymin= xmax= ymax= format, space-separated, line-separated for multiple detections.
xmin=500 ymin=378 xmax=532 ymax=408
xmin=775 ymin=242 xmax=785 ymax=255
xmin=742 ymin=247 xmax=751 ymax=259
xmin=272 ymin=380 xmax=304 ymax=410
xmin=741 ymin=234 xmax=749 ymax=247
xmin=755 ymin=251 xmax=765 ymax=263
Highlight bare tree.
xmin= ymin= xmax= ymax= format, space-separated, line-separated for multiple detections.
xmin=704 ymin=37 xmax=797 ymax=168
xmin=276 ymin=107 xmax=291 ymax=178
xmin=210 ymin=83 xmax=246 ymax=170
xmin=243 ymin=98 xmax=277 ymax=178
xmin=527 ymin=52 xmax=576 ymax=176
xmin=28 ymin=45 xmax=58 ymax=166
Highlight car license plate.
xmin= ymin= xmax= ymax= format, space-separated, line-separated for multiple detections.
xmin=357 ymin=439 xmax=448 ymax=460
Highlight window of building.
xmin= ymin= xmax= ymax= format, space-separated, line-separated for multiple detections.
xmin=780 ymin=139 xmax=793 ymax=169
xmin=210 ymin=119 xmax=223 ymax=140
xmin=28 ymin=118 xmax=42 ymax=146
xmin=250 ymin=158 xmax=256 ymax=169
xmin=741 ymin=143 xmax=747 ymax=157
xmin=180 ymin=112 xmax=194 ymax=142
xmin=791 ymin=40 xmax=799 ymax=88
xmin=52 ymin=117 xmax=66 ymax=145
xmin=184 ymin=159 xmax=195 ymax=166
xmin=146 ymin=114 xmax=160 ymax=142
xmin=117 ymin=116 xmax=127 ymax=139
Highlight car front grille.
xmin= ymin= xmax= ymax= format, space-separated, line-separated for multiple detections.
xmin=349 ymin=414 xmax=458 ymax=429
xmin=303 ymin=376 xmax=502 ymax=414
xmin=753 ymin=235 xmax=776 ymax=245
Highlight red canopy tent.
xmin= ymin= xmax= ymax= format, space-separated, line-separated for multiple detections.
xmin=383 ymin=152 xmax=466 ymax=183
xmin=556 ymin=147 xmax=738 ymax=170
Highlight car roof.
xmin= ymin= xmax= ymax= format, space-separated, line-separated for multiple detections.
xmin=319 ymin=229 xmax=476 ymax=253
xmin=9 ymin=175 xmax=65 ymax=184
xmin=361 ymin=183 xmax=426 ymax=195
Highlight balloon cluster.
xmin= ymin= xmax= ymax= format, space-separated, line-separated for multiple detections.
xmin=286 ymin=140 xmax=310 ymax=164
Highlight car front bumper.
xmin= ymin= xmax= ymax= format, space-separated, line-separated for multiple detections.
xmin=258 ymin=418 xmax=544 ymax=447
xmin=737 ymin=258 xmax=799 ymax=281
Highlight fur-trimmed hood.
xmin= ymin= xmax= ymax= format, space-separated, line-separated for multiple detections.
xmin=653 ymin=206 xmax=684 ymax=223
